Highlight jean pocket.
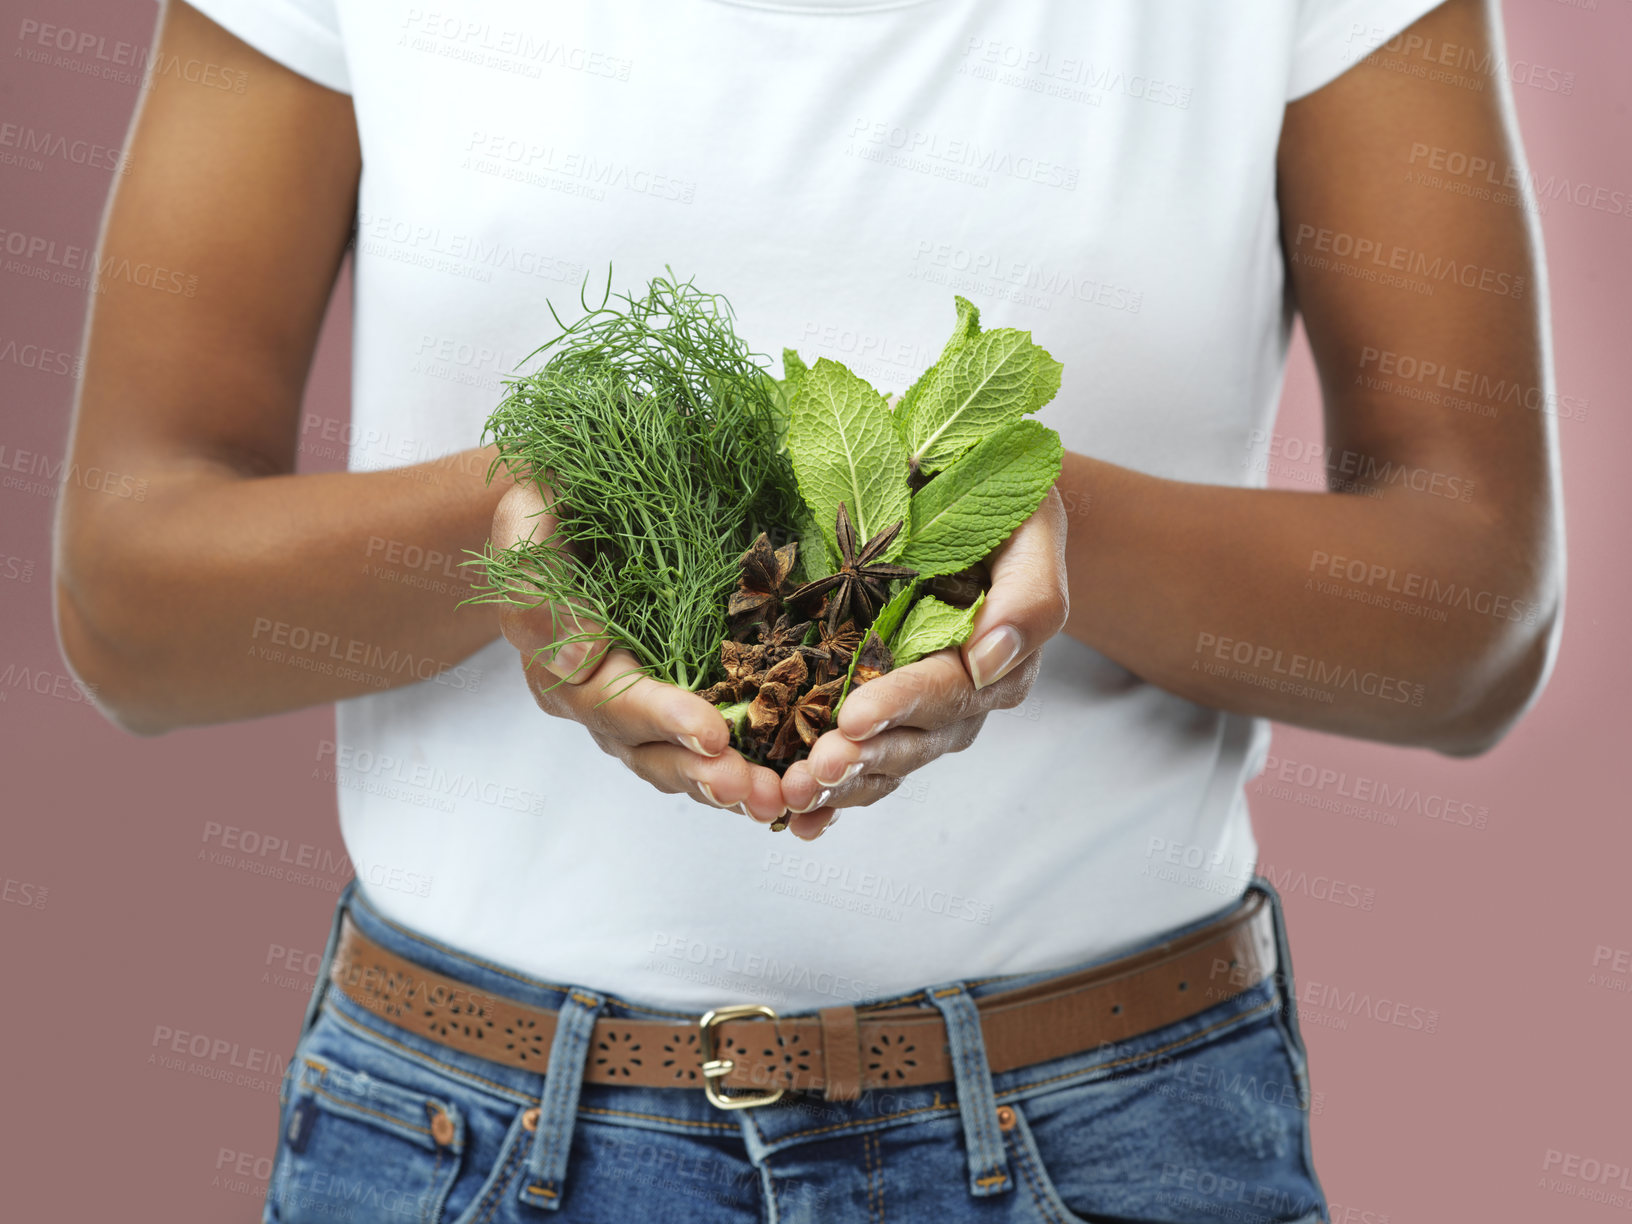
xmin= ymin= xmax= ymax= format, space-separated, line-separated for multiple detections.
xmin=269 ymin=1053 xmax=465 ymax=1224
xmin=999 ymin=1001 xmax=1326 ymax=1224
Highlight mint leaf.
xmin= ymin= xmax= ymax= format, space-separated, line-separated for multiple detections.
xmin=900 ymin=328 xmax=1063 ymax=475
xmin=932 ymin=295 xmax=983 ymax=366
xmin=781 ymin=350 xmax=831 ymax=580
xmin=900 ymin=419 xmax=1062 ymax=577
xmin=787 ymin=358 xmax=912 ymax=558
xmin=767 ymin=349 xmax=809 ymax=455
xmin=892 ymin=591 xmax=985 ymax=667
xmin=794 ymin=502 xmax=835 ymax=583
xmin=895 ymin=295 xmax=981 ymax=430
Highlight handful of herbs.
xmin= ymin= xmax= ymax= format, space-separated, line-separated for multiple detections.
xmin=472 ymin=272 xmax=1063 ymax=778
xmin=471 ymin=272 xmax=803 ymax=694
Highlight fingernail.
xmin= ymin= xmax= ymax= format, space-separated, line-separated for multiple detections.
xmin=791 ymin=788 xmax=832 ymax=815
xmin=968 ymin=626 xmax=1021 ymax=690
xmin=696 ymin=780 xmax=733 ymax=809
xmin=680 ymin=733 xmax=722 ymax=758
xmin=815 ymin=760 xmax=863 ymax=788
xmin=545 ymin=640 xmax=590 ymax=680
xmin=844 ymin=718 xmax=891 ymax=742
xmin=815 ymin=813 xmax=841 ymax=839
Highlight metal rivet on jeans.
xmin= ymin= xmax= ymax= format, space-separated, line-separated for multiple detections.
xmin=430 ymin=1109 xmax=456 ymax=1146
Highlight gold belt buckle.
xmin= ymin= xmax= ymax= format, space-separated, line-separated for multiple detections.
xmin=698 ymin=1004 xmax=786 ymax=1110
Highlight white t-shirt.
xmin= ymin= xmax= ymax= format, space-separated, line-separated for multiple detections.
xmin=190 ymin=0 xmax=1443 ymax=1009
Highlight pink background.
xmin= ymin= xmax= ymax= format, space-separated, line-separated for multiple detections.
xmin=2 ymin=3 xmax=1628 ymax=1219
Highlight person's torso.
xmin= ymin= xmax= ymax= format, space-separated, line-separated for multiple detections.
xmin=332 ymin=0 xmax=1295 ymax=1009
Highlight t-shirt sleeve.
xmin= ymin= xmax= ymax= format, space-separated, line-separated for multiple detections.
xmin=181 ymin=0 xmax=350 ymax=94
xmin=1286 ymin=0 xmax=1448 ymax=100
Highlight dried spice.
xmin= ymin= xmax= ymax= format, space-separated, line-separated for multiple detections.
xmin=698 ymin=640 xmax=767 ymax=704
xmin=753 ymin=611 xmax=825 ymax=668
xmin=704 ymin=508 xmax=913 ymax=775
xmin=726 ymin=532 xmax=799 ymax=641
xmin=767 ymin=677 xmax=846 ymax=761
xmin=849 ymin=630 xmax=895 ymax=688
xmin=786 ymin=504 xmax=917 ymax=634
xmin=741 ymin=652 xmax=808 ymax=753
xmin=811 ymin=618 xmax=862 ymax=683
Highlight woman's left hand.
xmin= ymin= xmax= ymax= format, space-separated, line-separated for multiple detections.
xmin=775 ymin=487 xmax=1070 ymax=839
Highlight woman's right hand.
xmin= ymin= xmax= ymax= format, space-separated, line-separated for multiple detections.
xmin=491 ymin=483 xmax=788 ymax=824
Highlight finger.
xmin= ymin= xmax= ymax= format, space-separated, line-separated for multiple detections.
xmin=521 ymin=645 xmax=736 ymax=760
xmin=491 ymin=481 xmax=611 ymax=683
xmin=621 ymin=741 xmax=788 ymax=823
xmin=501 ymin=598 xmax=610 ymax=684
xmin=784 ymin=807 xmax=837 ymax=840
xmin=490 ymin=478 xmax=554 ymax=553
xmin=781 ymin=767 xmax=904 ymax=834
xmin=788 ymin=715 xmax=984 ymax=812
xmin=830 ymin=649 xmax=965 ymax=742
xmin=962 ymin=484 xmax=1069 ymax=691
xmin=833 ymin=643 xmax=1034 ymax=744
xmin=822 ymin=772 xmax=903 ymax=812
xmin=780 ymin=723 xmax=944 ymax=815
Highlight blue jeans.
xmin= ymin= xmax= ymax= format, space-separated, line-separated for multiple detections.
xmin=263 ymin=877 xmax=1327 ymax=1223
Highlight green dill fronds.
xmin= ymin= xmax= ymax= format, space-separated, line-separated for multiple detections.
xmin=466 ymin=270 xmax=802 ymax=695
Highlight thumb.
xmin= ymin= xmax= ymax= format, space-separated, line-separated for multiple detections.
xmin=490 ymin=480 xmax=611 ymax=685
xmin=961 ymin=486 xmax=1069 ymax=691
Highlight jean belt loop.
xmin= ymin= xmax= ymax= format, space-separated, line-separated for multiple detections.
xmin=1252 ymin=874 xmax=1304 ymax=1047
xmin=517 ymin=986 xmax=605 ymax=1212
xmin=926 ymin=981 xmax=1013 ymax=1198
xmin=302 ymin=878 xmax=360 ymax=1040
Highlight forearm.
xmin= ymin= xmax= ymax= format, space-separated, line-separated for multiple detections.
xmin=1056 ymin=450 xmax=1560 ymax=754
xmin=55 ymin=445 xmax=512 ymax=734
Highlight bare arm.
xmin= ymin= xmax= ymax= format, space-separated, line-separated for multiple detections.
xmin=53 ymin=1 xmax=510 ymax=734
xmin=1054 ymin=0 xmax=1562 ymax=756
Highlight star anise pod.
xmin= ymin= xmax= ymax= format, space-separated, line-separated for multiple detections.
xmin=753 ymin=611 xmax=826 ymax=669
xmin=850 ymin=630 xmax=895 ymax=687
xmin=786 ymin=503 xmax=917 ymax=634
xmin=811 ymin=617 xmax=862 ymax=682
xmin=699 ymin=639 xmax=767 ymax=704
xmin=742 ymin=652 xmax=808 ymax=751
xmin=767 ymin=677 xmax=847 ymax=761
xmin=726 ymin=533 xmax=799 ymax=641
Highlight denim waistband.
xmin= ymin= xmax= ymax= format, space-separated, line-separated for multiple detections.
xmin=307 ymin=875 xmax=1288 ymax=1147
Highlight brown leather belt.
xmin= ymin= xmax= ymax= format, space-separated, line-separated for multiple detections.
xmin=327 ymin=889 xmax=1277 ymax=1109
